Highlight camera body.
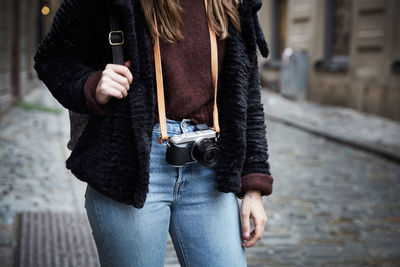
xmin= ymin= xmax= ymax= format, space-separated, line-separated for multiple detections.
xmin=165 ymin=124 xmax=220 ymax=168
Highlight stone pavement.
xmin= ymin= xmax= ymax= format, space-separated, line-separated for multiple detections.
xmin=246 ymin=89 xmax=400 ymax=266
xmin=250 ymin=119 xmax=400 ymax=266
xmin=1 ymin=84 xmax=400 ymax=266
xmin=262 ymin=90 xmax=400 ymax=161
xmin=0 ymin=85 xmax=89 ymax=267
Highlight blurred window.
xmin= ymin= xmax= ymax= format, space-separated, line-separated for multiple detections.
xmin=325 ymin=0 xmax=351 ymax=65
xmin=271 ymin=0 xmax=288 ymax=60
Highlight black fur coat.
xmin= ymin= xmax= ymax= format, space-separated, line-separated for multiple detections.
xmin=33 ymin=0 xmax=274 ymax=208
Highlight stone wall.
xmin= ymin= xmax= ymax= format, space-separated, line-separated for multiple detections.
xmin=0 ymin=0 xmax=13 ymax=114
xmin=0 ymin=0 xmax=61 ymax=116
xmin=259 ymin=0 xmax=400 ymax=121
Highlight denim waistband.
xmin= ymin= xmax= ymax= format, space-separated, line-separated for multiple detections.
xmin=153 ymin=118 xmax=196 ymax=134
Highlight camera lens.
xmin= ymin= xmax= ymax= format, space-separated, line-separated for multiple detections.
xmin=191 ymin=138 xmax=220 ymax=168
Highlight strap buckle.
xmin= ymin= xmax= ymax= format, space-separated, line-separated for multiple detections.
xmin=108 ymin=30 xmax=124 ymax=46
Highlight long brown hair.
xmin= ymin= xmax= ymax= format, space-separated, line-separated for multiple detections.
xmin=139 ymin=0 xmax=242 ymax=43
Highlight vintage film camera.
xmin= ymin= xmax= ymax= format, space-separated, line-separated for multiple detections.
xmin=165 ymin=123 xmax=220 ymax=168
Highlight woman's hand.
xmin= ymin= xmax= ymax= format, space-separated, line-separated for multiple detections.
xmin=95 ymin=60 xmax=133 ymax=105
xmin=240 ymin=190 xmax=268 ymax=248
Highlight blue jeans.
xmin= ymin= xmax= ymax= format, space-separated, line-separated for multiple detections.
xmin=84 ymin=118 xmax=247 ymax=267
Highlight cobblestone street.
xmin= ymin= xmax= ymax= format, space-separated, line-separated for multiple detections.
xmin=1 ymin=86 xmax=399 ymax=266
xmin=251 ymin=118 xmax=400 ymax=266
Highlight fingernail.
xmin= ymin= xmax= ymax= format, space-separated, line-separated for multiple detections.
xmin=244 ymin=232 xmax=250 ymax=237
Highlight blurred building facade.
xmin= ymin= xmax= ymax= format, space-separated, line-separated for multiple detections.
xmin=0 ymin=0 xmax=61 ymax=115
xmin=1 ymin=0 xmax=398 ymax=121
xmin=259 ymin=0 xmax=400 ymax=121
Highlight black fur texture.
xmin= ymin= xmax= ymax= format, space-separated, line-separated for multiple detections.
xmin=34 ymin=0 xmax=272 ymax=208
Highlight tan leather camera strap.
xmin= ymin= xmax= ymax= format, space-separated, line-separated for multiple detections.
xmin=153 ymin=0 xmax=220 ymax=144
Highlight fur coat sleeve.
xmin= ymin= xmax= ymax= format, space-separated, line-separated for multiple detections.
xmin=33 ymin=0 xmax=109 ymax=115
xmin=236 ymin=0 xmax=274 ymax=198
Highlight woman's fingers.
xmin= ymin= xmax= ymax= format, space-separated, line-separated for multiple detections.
xmin=96 ymin=80 xmax=124 ymax=101
xmin=105 ymin=63 xmax=133 ymax=84
xmin=104 ymin=69 xmax=130 ymax=91
xmin=241 ymin=199 xmax=252 ymax=247
xmin=95 ymin=63 xmax=133 ymax=104
xmin=241 ymin=206 xmax=251 ymax=242
xmin=240 ymin=192 xmax=268 ymax=248
xmin=105 ymin=87 xmax=124 ymax=99
xmin=242 ymin=214 xmax=266 ymax=247
xmin=104 ymin=77 xmax=128 ymax=98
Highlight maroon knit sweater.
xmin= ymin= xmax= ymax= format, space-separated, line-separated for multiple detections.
xmin=82 ymin=1 xmax=273 ymax=198
xmin=149 ymin=0 xmax=225 ymax=127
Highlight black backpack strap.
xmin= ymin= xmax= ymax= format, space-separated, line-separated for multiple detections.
xmin=108 ymin=9 xmax=125 ymax=65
